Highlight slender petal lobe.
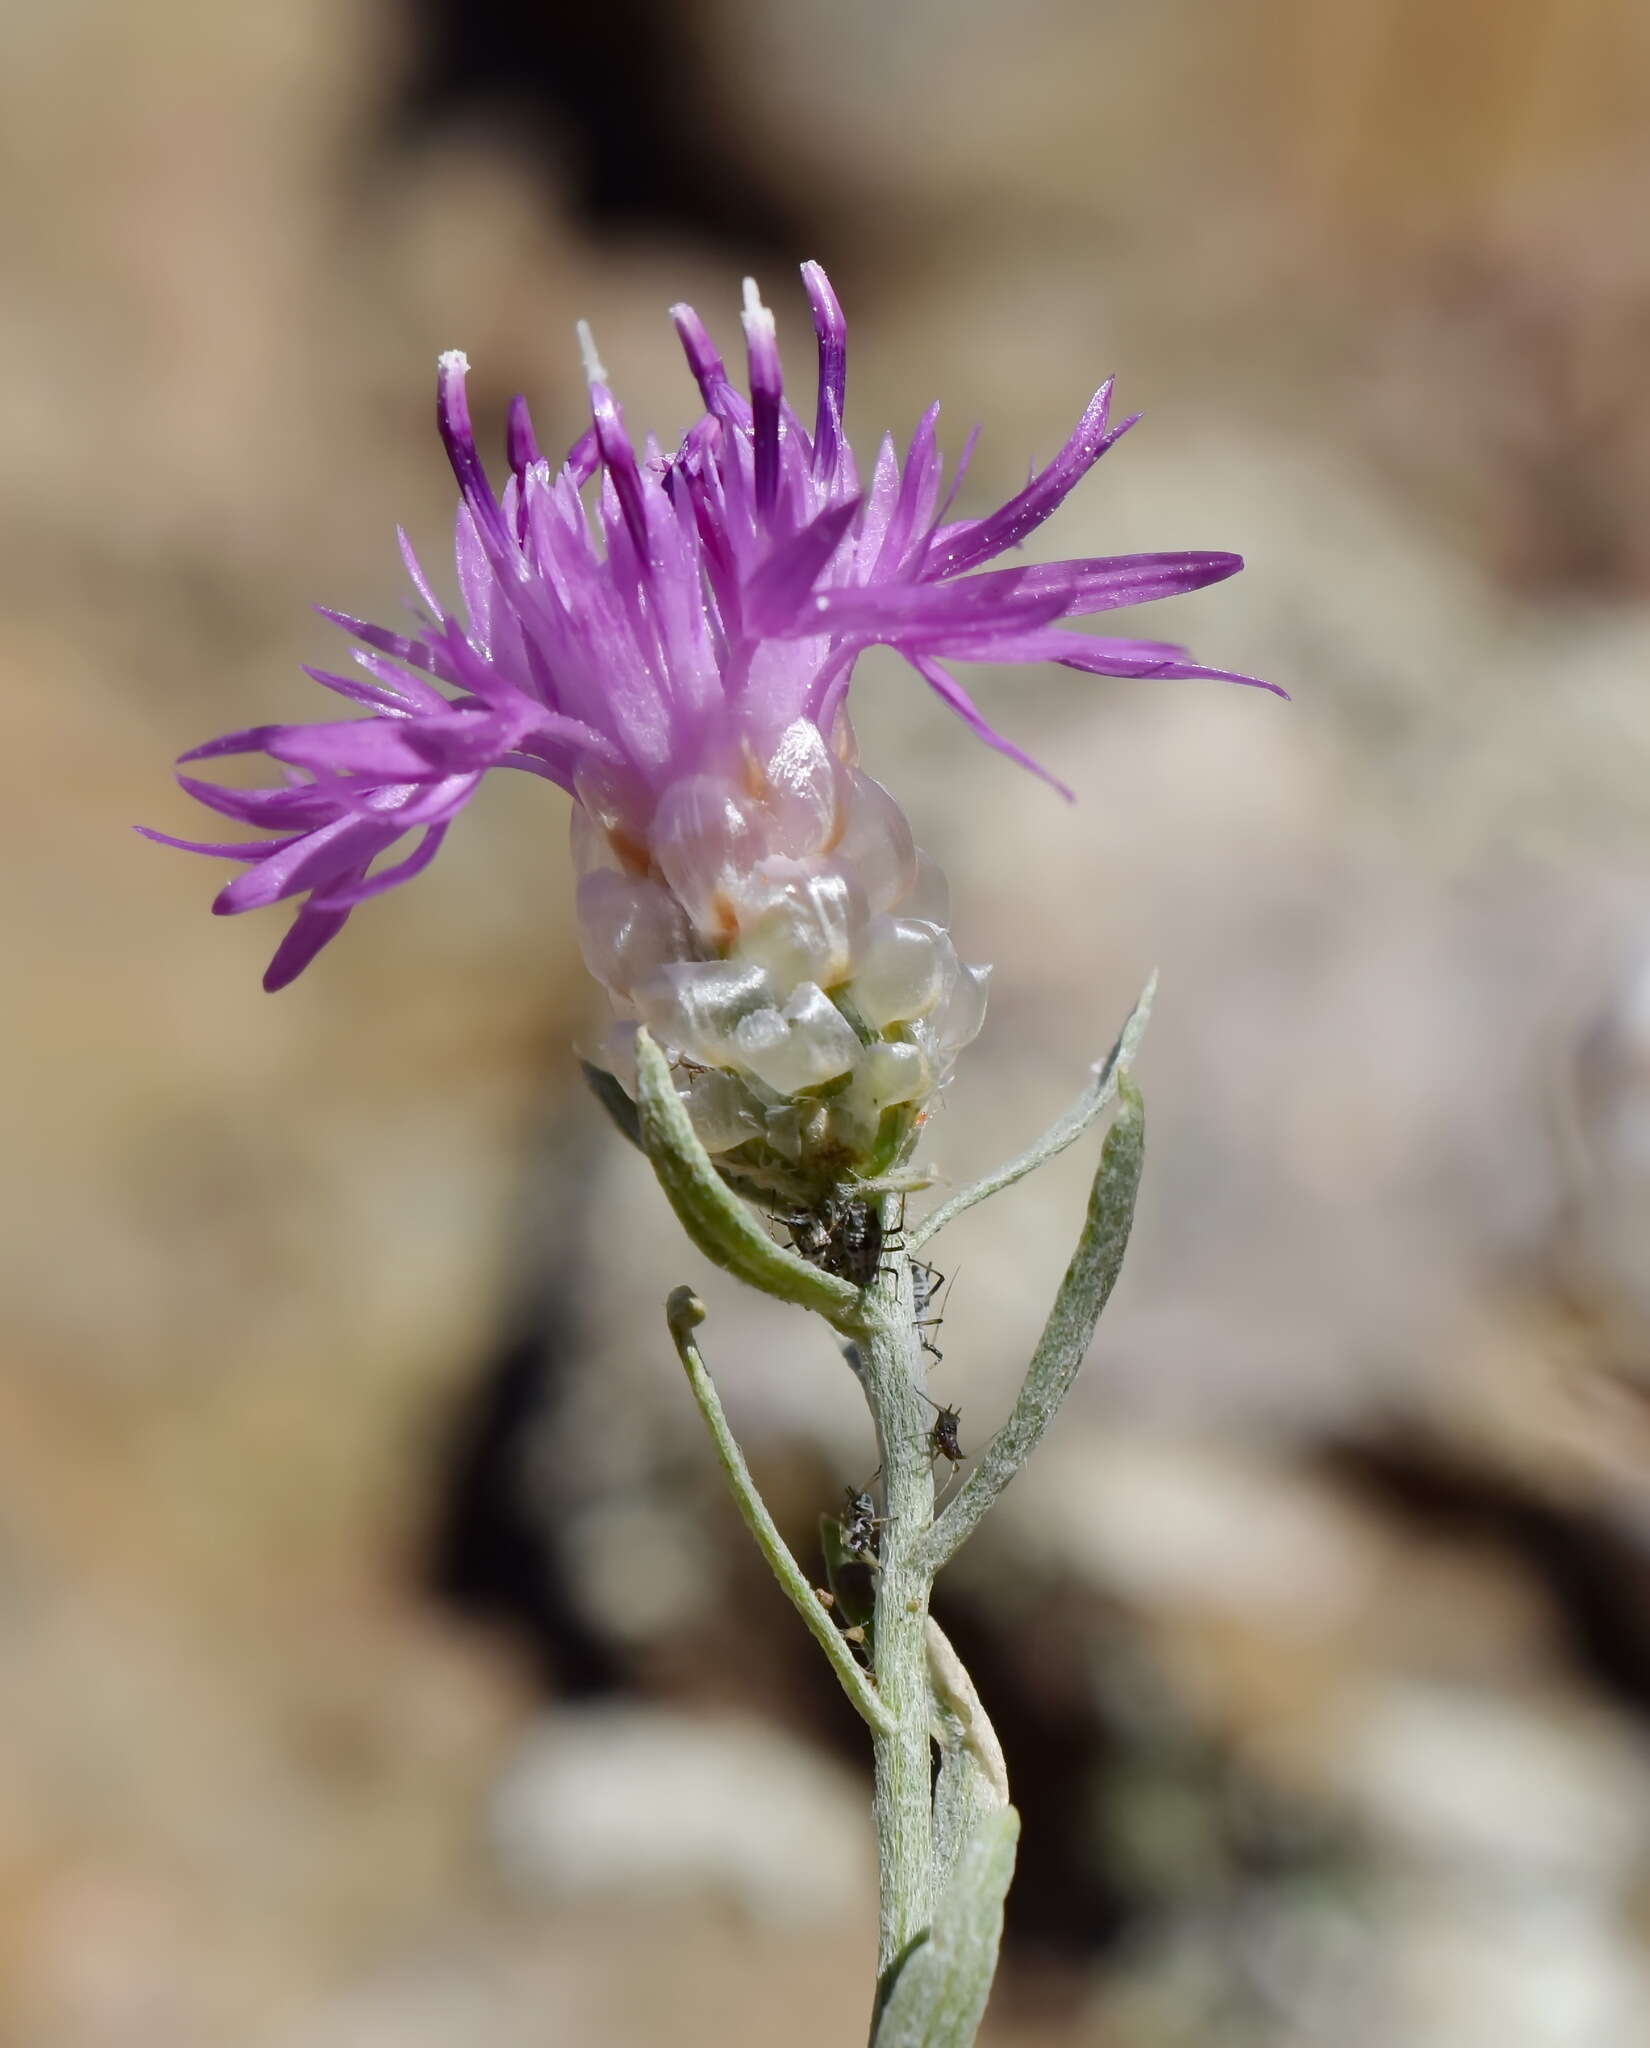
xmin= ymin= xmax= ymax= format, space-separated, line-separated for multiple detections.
xmin=150 ymin=266 xmax=1270 ymax=989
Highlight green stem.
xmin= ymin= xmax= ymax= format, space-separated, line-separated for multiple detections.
xmin=858 ymin=1209 xmax=938 ymax=1985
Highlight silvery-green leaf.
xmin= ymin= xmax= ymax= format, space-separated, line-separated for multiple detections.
xmin=927 ymin=1619 xmax=1009 ymax=1902
xmin=872 ymin=1807 xmax=1020 ymax=2048
xmin=909 ymin=972 xmax=1153 ymax=1251
xmin=920 ymin=1076 xmax=1145 ymax=1573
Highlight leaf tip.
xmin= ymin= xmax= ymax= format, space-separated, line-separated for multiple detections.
xmin=667 ymin=1285 xmax=707 ymax=1343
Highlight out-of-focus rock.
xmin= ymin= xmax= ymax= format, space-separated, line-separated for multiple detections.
xmin=489 ymin=1705 xmax=872 ymax=1924
xmin=1564 ymin=936 xmax=1650 ymax=1351
xmin=1380 ymin=1875 xmax=1650 ymax=2048
xmin=1340 ymin=1681 xmax=1650 ymax=1882
xmin=990 ymin=1434 xmax=1390 ymax=1636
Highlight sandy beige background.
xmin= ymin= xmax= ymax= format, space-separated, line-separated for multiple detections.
xmin=6 ymin=2 xmax=1650 ymax=2042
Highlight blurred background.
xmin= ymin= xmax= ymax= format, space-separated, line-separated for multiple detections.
xmin=7 ymin=0 xmax=1650 ymax=2041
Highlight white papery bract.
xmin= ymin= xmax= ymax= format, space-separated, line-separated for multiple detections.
xmin=577 ymin=717 xmax=987 ymax=1200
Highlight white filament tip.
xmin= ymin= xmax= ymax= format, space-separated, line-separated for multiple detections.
xmin=740 ymin=276 xmax=775 ymax=337
xmin=575 ymin=319 xmax=608 ymax=387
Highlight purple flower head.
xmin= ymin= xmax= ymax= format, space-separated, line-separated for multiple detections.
xmin=146 ymin=264 xmax=1277 ymax=990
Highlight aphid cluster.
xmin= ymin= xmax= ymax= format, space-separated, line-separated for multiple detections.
xmin=796 ymin=1205 xmax=966 ymax=1526
xmin=779 ymin=1195 xmax=889 ymax=1288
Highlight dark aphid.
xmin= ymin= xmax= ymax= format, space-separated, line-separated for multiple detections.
xmin=779 ymin=1208 xmax=835 ymax=1264
xmin=829 ymin=1201 xmax=885 ymax=1288
xmin=839 ymin=1485 xmax=884 ymax=1561
xmin=927 ymin=1400 xmax=964 ymax=1466
xmin=917 ymin=1392 xmax=965 ymax=1503
xmin=820 ymin=1486 xmax=881 ymax=1649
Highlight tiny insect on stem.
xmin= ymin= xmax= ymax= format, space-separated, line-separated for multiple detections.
xmin=840 ymin=1485 xmax=886 ymax=1562
xmin=911 ymin=1257 xmax=955 ymax=1363
xmin=915 ymin=1384 xmax=965 ymax=1467
xmin=929 ymin=1404 xmax=964 ymax=1464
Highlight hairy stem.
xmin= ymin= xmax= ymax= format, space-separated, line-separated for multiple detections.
xmin=859 ymin=1207 xmax=939 ymax=1985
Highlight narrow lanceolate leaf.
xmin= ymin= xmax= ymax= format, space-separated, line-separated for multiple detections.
xmin=927 ymin=1619 xmax=1010 ymax=1903
xmin=633 ymin=1029 xmax=865 ymax=1329
xmin=872 ymin=1807 xmax=1020 ymax=2048
xmin=920 ymin=1078 xmax=1145 ymax=1573
xmin=666 ymin=1289 xmax=891 ymax=1736
xmin=908 ymin=973 xmax=1154 ymax=1251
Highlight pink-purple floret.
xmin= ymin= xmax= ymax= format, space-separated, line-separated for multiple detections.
xmin=145 ymin=263 xmax=1279 ymax=990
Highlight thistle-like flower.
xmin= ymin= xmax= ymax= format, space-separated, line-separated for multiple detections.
xmin=147 ymin=265 xmax=1276 ymax=1199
